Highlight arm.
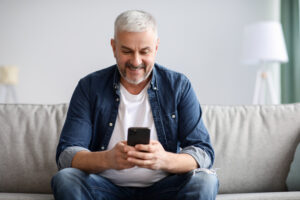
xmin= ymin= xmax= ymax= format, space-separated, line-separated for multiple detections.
xmin=57 ymin=79 xmax=135 ymax=173
xmin=59 ymin=142 xmax=136 ymax=174
xmin=71 ymin=150 xmax=110 ymax=173
xmin=177 ymin=78 xmax=214 ymax=168
xmin=72 ymin=142 xmax=136 ymax=173
xmin=56 ymin=79 xmax=93 ymax=166
xmin=163 ymin=152 xmax=198 ymax=173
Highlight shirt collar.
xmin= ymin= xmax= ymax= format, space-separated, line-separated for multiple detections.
xmin=150 ymin=63 xmax=158 ymax=91
xmin=112 ymin=64 xmax=120 ymax=91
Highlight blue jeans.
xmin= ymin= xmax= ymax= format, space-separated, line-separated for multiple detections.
xmin=51 ymin=168 xmax=219 ymax=200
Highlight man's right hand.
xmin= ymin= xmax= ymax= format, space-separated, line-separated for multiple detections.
xmin=72 ymin=141 xmax=136 ymax=173
xmin=105 ymin=141 xmax=136 ymax=170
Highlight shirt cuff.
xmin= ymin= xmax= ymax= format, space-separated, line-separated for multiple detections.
xmin=179 ymin=146 xmax=211 ymax=169
xmin=58 ymin=146 xmax=90 ymax=170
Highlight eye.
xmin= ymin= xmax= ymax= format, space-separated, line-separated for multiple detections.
xmin=140 ymin=50 xmax=150 ymax=55
xmin=122 ymin=50 xmax=131 ymax=54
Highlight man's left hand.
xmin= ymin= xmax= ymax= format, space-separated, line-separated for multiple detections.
xmin=126 ymin=140 xmax=170 ymax=171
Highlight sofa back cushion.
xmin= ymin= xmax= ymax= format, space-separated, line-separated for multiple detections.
xmin=0 ymin=104 xmax=67 ymax=194
xmin=203 ymin=104 xmax=300 ymax=193
xmin=1 ymin=103 xmax=300 ymax=194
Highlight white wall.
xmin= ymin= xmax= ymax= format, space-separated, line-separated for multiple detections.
xmin=0 ymin=0 xmax=280 ymax=105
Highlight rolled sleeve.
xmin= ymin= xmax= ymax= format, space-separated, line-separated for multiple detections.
xmin=58 ymin=146 xmax=90 ymax=170
xmin=56 ymin=79 xmax=93 ymax=165
xmin=179 ymin=145 xmax=212 ymax=169
xmin=177 ymin=77 xmax=215 ymax=168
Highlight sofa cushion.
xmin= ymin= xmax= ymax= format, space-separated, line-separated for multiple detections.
xmin=1 ymin=103 xmax=300 ymax=195
xmin=0 ymin=193 xmax=54 ymax=200
xmin=203 ymin=104 xmax=300 ymax=193
xmin=0 ymin=104 xmax=67 ymax=194
xmin=286 ymin=143 xmax=300 ymax=191
xmin=216 ymin=191 xmax=300 ymax=200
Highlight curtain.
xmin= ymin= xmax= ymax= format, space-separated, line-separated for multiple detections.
xmin=281 ymin=0 xmax=300 ymax=103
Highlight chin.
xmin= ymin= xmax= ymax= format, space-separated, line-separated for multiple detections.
xmin=126 ymin=78 xmax=145 ymax=85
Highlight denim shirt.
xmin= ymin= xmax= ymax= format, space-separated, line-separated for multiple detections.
xmin=56 ymin=63 xmax=214 ymax=170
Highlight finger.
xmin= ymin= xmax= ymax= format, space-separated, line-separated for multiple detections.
xmin=117 ymin=161 xmax=135 ymax=170
xmin=150 ymin=140 xmax=159 ymax=145
xmin=127 ymin=157 xmax=154 ymax=166
xmin=124 ymin=144 xmax=136 ymax=153
xmin=121 ymin=140 xmax=136 ymax=151
xmin=117 ymin=141 xmax=135 ymax=153
xmin=121 ymin=160 xmax=136 ymax=168
xmin=117 ymin=154 xmax=135 ymax=165
xmin=135 ymin=144 xmax=155 ymax=152
xmin=116 ymin=142 xmax=127 ymax=153
xmin=127 ymin=151 xmax=153 ymax=160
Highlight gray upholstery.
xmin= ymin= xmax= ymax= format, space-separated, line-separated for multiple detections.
xmin=0 ymin=193 xmax=53 ymax=200
xmin=2 ymin=192 xmax=300 ymax=200
xmin=286 ymin=143 xmax=300 ymax=191
xmin=0 ymin=104 xmax=68 ymax=194
xmin=202 ymin=104 xmax=300 ymax=193
xmin=216 ymin=192 xmax=300 ymax=200
xmin=0 ymin=103 xmax=300 ymax=199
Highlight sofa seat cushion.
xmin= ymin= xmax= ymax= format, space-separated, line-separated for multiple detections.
xmin=0 ymin=193 xmax=54 ymax=200
xmin=216 ymin=191 xmax=300 ymax=200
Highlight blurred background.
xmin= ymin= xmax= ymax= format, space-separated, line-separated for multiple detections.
xmin=1 ymin=0 xmax=297 ymax=105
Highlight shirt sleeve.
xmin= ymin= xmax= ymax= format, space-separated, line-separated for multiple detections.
xmin=177 ymin=77 xmax=215 ymax=168
xmin=56 ymin=78 xmax=93 ymax=166
xmin=179 ymin=145 xmax=212 ymax=168
xmin=58 ymin=146 xmax=90 ymax=170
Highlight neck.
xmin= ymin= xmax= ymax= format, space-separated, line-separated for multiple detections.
xmin=120 ymin=76 xmax=151 ymax=95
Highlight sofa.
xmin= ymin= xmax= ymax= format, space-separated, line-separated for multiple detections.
xmin=0 ymin=103 xmax=299 ymax=200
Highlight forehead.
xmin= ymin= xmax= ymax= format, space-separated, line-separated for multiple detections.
xmin=115 ymin=30 xmax=157 ymax=47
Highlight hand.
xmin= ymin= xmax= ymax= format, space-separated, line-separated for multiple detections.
xmin=126 ymin=140 xmax=170 ymax=171
xmin=106 ymin=141 xmax=136 ymax=170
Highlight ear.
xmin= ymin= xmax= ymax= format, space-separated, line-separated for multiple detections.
xmin=155 ymin=38 xmax=160 ymax=54
xmin=111 ymin=38 xmax=116 ymax=58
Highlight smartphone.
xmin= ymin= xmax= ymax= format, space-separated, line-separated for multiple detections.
xmin=127 ymin=127 xmax=150 ymax=146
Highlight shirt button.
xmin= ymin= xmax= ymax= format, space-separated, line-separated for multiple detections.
xmin=109 ymin=122 xmax=113 ymax=127
xmin=153 ymin=87 xmax=157 ymax=90
xmin=172 ymin=114 xmax=176 ymax=119
xmin=116 ymin=98 xmax=119 ymax=102
xmin=101 ymin=146 xmax=105 ymax=150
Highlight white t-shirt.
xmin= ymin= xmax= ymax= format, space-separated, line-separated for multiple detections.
xmin=99 ymin=83 xmax=169 ymax=187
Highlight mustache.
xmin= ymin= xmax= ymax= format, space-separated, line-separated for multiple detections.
xmin=125 ymin=63 xmax=146 ymax=70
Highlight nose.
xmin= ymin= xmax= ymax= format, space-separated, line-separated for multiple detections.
xmin=130 ymin=53 xmax=142 ymax=67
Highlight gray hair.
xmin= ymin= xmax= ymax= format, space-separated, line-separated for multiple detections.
xmin=114 ymin=10 xmax=157 ymax=39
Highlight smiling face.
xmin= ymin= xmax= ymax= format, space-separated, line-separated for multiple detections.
xmin=111 ymin=30 xmax=159 ymax=86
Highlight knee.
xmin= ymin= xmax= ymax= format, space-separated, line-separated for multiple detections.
xmin=51 ymin=168 xmax=85 ymax=188
xmin=187 ymin=170 xmax=219 ymax=194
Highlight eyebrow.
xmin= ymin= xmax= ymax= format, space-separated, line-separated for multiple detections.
xmin=121 ymin=46 xmax=151 ymax=51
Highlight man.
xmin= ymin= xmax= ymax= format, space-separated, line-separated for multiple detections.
xmin=51 ymin=10 xmax=219 ymax=200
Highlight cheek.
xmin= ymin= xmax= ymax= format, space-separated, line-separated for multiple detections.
xmin=144 ymin=56 xmax=155 ymax=67
xmin=115 ymin=54 xmax=127 ymax=64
